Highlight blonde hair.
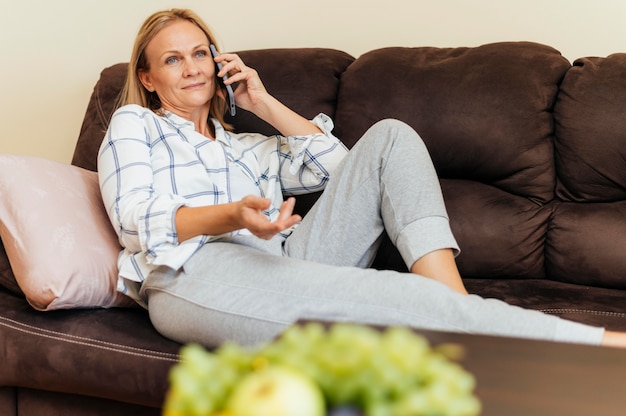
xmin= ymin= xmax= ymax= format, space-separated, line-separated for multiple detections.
xmin=119 ymin=8 xmax=232 ymax=129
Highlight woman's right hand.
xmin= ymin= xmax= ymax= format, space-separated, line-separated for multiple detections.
xmin=236 ymin=195 xmax=302 ymax=240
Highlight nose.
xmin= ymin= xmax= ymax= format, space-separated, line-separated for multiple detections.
xmin=182 ymin=58 xmax=200 ymax=77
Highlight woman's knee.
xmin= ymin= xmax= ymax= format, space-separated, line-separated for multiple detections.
xmin=362 ymin=119 xmax=423 ymax=145
xmin=357 ymin=119 xmax=430 ymax=161
xmin=371 ymin=118 xmax=413 ymax=133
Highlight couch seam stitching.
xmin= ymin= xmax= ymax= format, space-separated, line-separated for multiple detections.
xmin=0 ymin=316 xmax=179 ymax=362
xmin=541 ymin=308 xmax=626 ymax=318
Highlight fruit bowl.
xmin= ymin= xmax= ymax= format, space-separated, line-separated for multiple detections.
xmin=163 ymin=322 xmax=481 ymax=416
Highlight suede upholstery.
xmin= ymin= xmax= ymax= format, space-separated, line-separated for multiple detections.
xmin=2 ymin=43 xmax=626 ymax=414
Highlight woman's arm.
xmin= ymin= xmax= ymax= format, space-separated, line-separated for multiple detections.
xmin=214 ymin=53 xmax=322 ymax=137
xmin=253 ymin=93 xmax=323 ymax=137
xmin=175 ymin=195 xmax=301 ymax=243
xmin=216 ymin=53 xmax=349 ymax=195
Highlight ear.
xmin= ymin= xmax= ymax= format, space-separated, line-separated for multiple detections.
xmin=138 ymin=69 xmax=155 ymax=92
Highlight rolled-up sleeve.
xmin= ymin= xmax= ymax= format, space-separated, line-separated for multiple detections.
xmin=279 ymin=113 xmax=349 ymax=195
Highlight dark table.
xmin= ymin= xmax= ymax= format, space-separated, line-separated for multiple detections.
xmin=418 ymin=329 xmax=626 ymax=416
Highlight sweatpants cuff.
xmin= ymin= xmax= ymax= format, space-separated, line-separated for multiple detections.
xmin=395 ymin=216 xmax=460 ymax=270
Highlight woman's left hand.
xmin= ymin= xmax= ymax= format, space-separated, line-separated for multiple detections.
xmin=214 ymin=52 xmax=322 ymax=137
xmin=213 ymin=53 xmax=268 ymax=113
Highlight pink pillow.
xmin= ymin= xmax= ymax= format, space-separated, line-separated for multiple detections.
xmin=0 ymin=154 xmax=134 ymax=310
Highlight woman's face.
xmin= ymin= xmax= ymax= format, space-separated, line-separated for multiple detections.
xmin=139 ymin=20 xmax=217 ymax=117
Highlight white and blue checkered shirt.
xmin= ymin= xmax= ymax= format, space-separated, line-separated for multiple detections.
xmin=98 ymin=104 xmax=347 ymax=302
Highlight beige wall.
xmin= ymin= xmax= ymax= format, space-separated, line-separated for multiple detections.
xmin=2 ymin=0 xmax=625 ymax=163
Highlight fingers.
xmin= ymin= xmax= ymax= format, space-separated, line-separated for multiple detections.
xmin=261 ymin=197 xmax=301 ymax=237
xmin=242 ymin=195 xmax=271 ymax=210
xmin=278 ymin=198 xmax=302 ymax=225
xmin=214 ymin=52 xmax=268 ymax=113
xmin=213 ymin=53 xmax=246 ymax=81
xmin=213 ymin=53 xmax=261 ymax=90
xmin=240 ymin=196 xmax=301 ymax=240
xmin=277 ymin=197 xmax=295 ymax=220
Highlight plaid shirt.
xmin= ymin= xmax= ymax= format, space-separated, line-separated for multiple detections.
xmin=98 ymin=104 xmax=347 ymax=302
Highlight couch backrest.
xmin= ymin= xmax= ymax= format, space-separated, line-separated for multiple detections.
xmin=334 ymin=42 xmax=569 ymax=202
xmin=335 ymin=42 xmax=571 ymax=279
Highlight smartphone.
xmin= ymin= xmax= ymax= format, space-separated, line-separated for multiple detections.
xmin=210 ymin=44 xmax=236 ymax=116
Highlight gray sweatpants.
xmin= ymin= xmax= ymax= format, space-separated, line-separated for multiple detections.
xmin=141 ymin=120 xmax=604 ymax=348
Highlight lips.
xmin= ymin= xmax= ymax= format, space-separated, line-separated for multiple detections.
xmin=183 ymin=82 xmax=205 ymax=89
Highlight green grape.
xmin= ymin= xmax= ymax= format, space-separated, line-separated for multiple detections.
xmin=166 ymin=365 xmax=212 ymax=416
xmin=216 ymin=342 xmax=254 ymax=371
xmin=446 ymin=395 xmax=482 ymax=416
xmin=164 ymin=323 xmax=481 ymax=416
xmin=391 ymin=390 xmax=430 ymax=415
xmin=366 ymin=400 xmax=394 ymax=416
xmin=165 ymin=343 xmax=252 ymax=416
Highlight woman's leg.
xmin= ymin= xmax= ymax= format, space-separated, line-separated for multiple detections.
xmin=140 ymin=239 xmax=604 ymax=348
xmin=410 ymin=248 xmax=467 ymax=294
xmin=285 ymin=119 xmax=466 ymax=292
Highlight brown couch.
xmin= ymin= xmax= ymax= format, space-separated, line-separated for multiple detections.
xmin=2 ymin=41 xmax=626 ymax=415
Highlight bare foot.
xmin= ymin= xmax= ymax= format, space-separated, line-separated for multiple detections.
xmin=601 ymin=331 xmax=626 ymax=348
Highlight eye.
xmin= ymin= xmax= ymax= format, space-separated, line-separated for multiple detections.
xmin=165 ymin=56 xmax=179 ymax=65
xmin=195 ymin=49 xmax=208 ymax=58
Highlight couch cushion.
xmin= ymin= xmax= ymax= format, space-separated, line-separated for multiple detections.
xmin=0 ymin=154 xmax=133 ymax=310
xmin=0 ymin=286 xmax=180 ymax=408
xmin=336 ymin=42 xmax=570 ymax=279
xmin=334 ymin=42 xmax=569 ymax=202
xmin=547 ymin=200 xmax=626 ymax=289
xmin=0 ymin=387 xmax=15 ymax=416
xmin=16 ymin=389 xmax=160 ymax=416
xmin=442 ymin=180 xmax=552 ymax=279
xmin=549 ymin=54 xmax=626 ymax=288
xmin=0 ymin=240 xmax=21 ymax=296
xmin=72 ymin=63 xmax=127 ymax=172
xmin=554 ymin=53 xmax=626 ymax=202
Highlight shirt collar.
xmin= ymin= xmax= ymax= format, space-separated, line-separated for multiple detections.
xmin=212 ymin=119 xmax=231 ymax=147
xmin=159 ymin=109 xmax=195 ymax=130
xmin=160 ymin=109 xmax=231 ymax=146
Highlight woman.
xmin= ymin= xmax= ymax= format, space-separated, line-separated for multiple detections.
xmin=98 ymin=8 xmax=626 ymax=348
